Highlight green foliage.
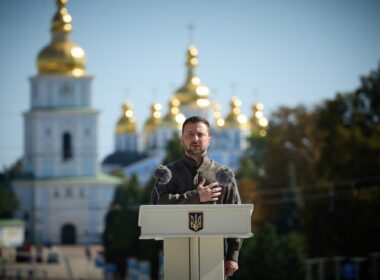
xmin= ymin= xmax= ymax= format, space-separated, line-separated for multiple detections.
xmin=3 ymin=159 xmax=23 ymax=178
xmin=237 ymin=134 xmax=267 ymax=181
xmin=103 ymin=174 xmax=142 ymax=278
xmin=243 ymin=105 xmax=320 ymax=233
xmin=265 ymin=105 xmax=321 ymax=190
xmin=0 ymin=184 xmax=18 ymax=218
xmin=317 ymin=94 xmax=380 ymax=180
xmin=305 ymin=66 xmax=380 ymax=258
xmin=236 ymin=65 xmax=380 ymax=275
xmin=237 ymin=223 xmax=305 ymax=280
xmin=162 ymin=132 xmax=183 ymax=165
xmin=141 ymin=176 xmax=154 ymax=204
xmin=317 ymin=65 xmax=380 ymax=181
xmin=112 ymin=174 xmax=142 ymax=207
xmin=236 ymin=129 xmax=270 ymax=231
xmin=0 ymin=159 xmax=22 ymax=218
xmin=237 ymin=156 xmax=257 ymax=180
xmin=303 ymin=186 xmax=380 ymax=257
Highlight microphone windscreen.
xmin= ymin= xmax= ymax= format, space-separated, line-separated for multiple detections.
xmin=215 ymin=167 xmax=234 ymax=186
xmin=153 ymin=165 xmax=172 ymax=184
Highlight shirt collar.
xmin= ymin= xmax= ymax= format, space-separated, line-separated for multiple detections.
xmin=182 ymin=154 xmax=211 ymax=171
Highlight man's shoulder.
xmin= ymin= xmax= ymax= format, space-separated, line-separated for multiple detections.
xmin=166 ymin=158 xmax=186 ymax=172
xmin=208 ymin=158 xmax=225 ymax=170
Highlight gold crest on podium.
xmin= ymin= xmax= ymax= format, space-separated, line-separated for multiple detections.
xmin=189 ymin=212 xmax=203 ymax=232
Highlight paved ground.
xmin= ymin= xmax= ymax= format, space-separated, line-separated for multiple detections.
xmin=0 ymin=245 xmax=104 ymax=280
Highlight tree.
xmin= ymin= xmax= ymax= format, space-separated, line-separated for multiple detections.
xmin=0 ymin=159 xmax=22 ymax=218
xmin=236 ymin=222 xmax=305 ymax=280
xmin=303 ymin=66 xmax=380 ymax=258
xmin=304 ymin=65 xmax=380 ymax=257
xmin=162 ymin=132 xmax=183 ymax=165
xmin=236 ymin=133 xmax=269 ymax=232
xmin=103 ymin=174 xmax=142 ymax=279
xmin=236 ymin=105 xmax=322 ymax=233
xmin=316 ymin=64 xmax=380 ymax=181
xmin=236 ymin=65 xmax=380 ymax=277
xmin=265 ymin=105 xmax=321 ymax=191
xmin=4 ymin=159 xmax=23 ymax=178
xmin=0 ymin=184 xmax=18 ymax=218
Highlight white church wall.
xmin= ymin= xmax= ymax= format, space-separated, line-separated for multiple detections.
xmin=123 ymin=154 xmax=165 ymax=186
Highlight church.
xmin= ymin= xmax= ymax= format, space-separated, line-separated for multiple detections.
xmin=12 ymin=0 xmax=121 ymax=245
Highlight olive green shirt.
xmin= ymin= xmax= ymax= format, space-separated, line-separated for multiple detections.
xmin=151 ymin=155 xmax=242 ymax=262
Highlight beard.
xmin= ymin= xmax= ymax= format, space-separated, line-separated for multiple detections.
xmin=184 ymin=143 xmax=207 ymax=157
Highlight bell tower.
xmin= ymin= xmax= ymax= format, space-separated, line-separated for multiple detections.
xmin=14 ymin=0 xmax=120 ymax=245
xmin=24 ymin=0 xmax=98 ymax=178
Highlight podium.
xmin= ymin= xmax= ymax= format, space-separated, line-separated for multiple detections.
xmin=138 ymin=204 xmax=253 ymax=280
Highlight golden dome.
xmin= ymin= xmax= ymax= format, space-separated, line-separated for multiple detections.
xmin=173 ymin=45 xmax=210 ymax=108
xmin=224 ymin=96 xmax=249 ymax=130
xmin=116 ymin=100 xmax=137 ymax=134
xmin=213 ymin=103 xmax=225 ymax=129
xmin=249 ymin=102 xmax=268 ymax=137
xmin=144 ymin=102 xmax=163 ymax=132
xmin=37 ymin=0 xmax=86 ymax=77
xmin=161 ymin=97 xmax=185 ymax=129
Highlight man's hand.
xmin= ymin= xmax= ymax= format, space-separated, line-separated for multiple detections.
xmin=197 ymin=178 xmax=221 ymax=202
xmin=224 ymin=260 xmax=238 ymax=277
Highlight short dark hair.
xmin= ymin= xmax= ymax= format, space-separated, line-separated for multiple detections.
xmin=182 ymin=116 xmax=210 ymax=135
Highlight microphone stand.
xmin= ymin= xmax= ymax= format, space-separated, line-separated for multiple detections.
xmin=154 ymin=179 xmax=160 ymax=205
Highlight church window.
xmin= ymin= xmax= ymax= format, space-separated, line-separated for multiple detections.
xmin=62 ymin=132 xmax=73 ymax=160
xmin=60 ymin=83 xmax=72 ymax=95
xmin=80 ymin=188 xmax=85 ymax=198
xmin=66 ymin=187 xmax=73 ymax=198
xmin=54 ymin=189 xmax=59 ymax=198
xmin=32 ymin=86 xmax=38 ymax=108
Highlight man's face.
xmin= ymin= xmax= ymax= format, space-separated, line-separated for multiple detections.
xmin=181 ymin=121 xmax=211 ymax=157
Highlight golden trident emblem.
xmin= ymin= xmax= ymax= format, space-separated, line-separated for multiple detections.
xmin=189 ymin=212 xmax=203 ymax=232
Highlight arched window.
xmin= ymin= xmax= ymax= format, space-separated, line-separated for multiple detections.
xmin=62 ymin=132 xmax=73 ymax=160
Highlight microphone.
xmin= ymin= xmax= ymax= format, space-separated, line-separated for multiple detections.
xmin=153 ymin=165 xmax=172 ymax=184
xmin=213 ymin=167 xmax=234 ymax=204
xmin=153 ymin=165 xmax=172 ymax=204
xmin=215 ymin=166 xmax=234 ymax=186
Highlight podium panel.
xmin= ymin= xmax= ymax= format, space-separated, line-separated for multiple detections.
xmin=139 ymin=204 xmax=253 ymax=239
xmin=138 ymin=204 xmax=253 ymax=280
xmin=199 ymin=237 xmax=224 ymax=280
xmin=164 ymin=238 xmax=190 ymax=280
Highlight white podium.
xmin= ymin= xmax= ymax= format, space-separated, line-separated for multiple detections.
xmin=138 ymin=204 xmax=253 ymax=280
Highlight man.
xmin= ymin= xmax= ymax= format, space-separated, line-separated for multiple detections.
xmin=151 ymin=116 xmax=242 ymax=277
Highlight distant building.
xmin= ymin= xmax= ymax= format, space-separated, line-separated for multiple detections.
xmin=102 ymin=44 xmax=269 ymax=186
xmin=12 ymin=0 xmax=120 ymax=245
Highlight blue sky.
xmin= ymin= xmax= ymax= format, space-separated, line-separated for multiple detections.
xmin=1 ymin=0 xmax=379 ymax=169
